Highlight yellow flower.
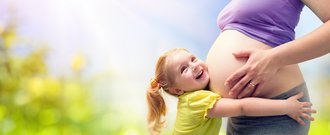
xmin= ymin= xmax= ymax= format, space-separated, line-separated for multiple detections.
xmin=27 ymin=77 xmax=45 ymax=98
xmin=71 ymin=53 xmax=86 ymax=72
xmin=0 ymin=105 xmax=7 ymax=121
xmin=44 ymin=77 xmax=60 ymax=98
xmin=3 ymin=27 xmax=16 ymax=48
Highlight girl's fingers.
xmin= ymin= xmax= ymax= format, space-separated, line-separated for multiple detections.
xmin=303 ymin=108 xmax=317 ymax=114
xmin=296 ymin=117 xmax=306 ymax=125
xmin=301 ymin=113 xmax=314 ymax=121
xmin=292 ymin=92 xmax=304 ymax=99
xmin=302 ymin=102 xmax=312 ymax=107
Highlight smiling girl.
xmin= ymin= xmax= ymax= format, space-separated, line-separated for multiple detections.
xmin=146 ymin=48 xmax=316 ymax=135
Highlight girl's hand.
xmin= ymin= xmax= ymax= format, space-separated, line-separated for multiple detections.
xmin=224 ymin=49 xmax=281 ymax=98
xmin=286 ymin=92 xmax=316 ymax=125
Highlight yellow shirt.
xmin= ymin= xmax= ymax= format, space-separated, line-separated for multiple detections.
xmin=173 ymin=90 xmax=222 ymax=135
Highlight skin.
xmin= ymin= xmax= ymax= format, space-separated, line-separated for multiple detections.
xmin=167 ymin=50 xmax=210 ymax=94
xmin=225 ymin=0 xmax=330 ymax=98
xmin=166 ymin=50 xmax=316 ymax=125
xmin=205 ymin=30 xmax=303 ymax=99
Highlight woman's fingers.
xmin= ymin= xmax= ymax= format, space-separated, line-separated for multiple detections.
xmin=232 ymin=50 xmax=252 ymax=58
xmin=237 ymin=82 xmax=257 ymax=98
xmin=225 ymin=67 xmax=248 ymax=89
xmin=226 ymin=49 xmax=257 ymax=97
xmin=237 ymin=86 xmax=254 ymax=99
xmin=251 ymin=83 xmax=264 ymax=97
xmin=228 ymin=74 xmax=251 ymax=98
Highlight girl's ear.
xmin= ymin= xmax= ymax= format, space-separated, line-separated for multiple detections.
xmin=168 ymin=88 xmax=184 ymax=96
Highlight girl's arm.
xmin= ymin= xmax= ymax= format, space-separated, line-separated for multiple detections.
xmin=207 ymin=92 xmax=316 ymax=125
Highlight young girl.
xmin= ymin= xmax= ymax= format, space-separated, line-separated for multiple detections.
xmin=146 ymin=48 xmax=316 ymax=135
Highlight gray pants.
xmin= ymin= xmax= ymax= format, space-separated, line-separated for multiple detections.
xmin=227 ymin=83 xmax=310 ymax=135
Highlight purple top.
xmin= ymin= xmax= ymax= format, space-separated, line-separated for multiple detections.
xmin=217 ymin=0 xmax=304 ymax=47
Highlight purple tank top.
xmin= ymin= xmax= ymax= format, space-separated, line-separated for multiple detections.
xmin=217 ymin=0 xmax=304 ymax=47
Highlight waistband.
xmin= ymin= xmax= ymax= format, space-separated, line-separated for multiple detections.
xmin=226 ymin=83 xmax=311 ymax=135
xmin=270 ymin=82 xmax=310 ymax=102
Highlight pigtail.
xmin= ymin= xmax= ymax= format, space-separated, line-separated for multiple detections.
xmin=146 ymin=48 xmax=186 ymax=134
xmin=146 ymin=78 xmax=167 ymax=135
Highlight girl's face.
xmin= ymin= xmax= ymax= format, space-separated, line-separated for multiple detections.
xmin=167 ymin=50 xmax=210 ymax=92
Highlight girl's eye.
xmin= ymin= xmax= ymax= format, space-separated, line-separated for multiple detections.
xmin=192 ymin=57 xmax=197 ymax=62
xmin=181 ymin=66 xmax=187 ymax=74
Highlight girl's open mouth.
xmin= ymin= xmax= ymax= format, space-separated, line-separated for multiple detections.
xmin=196 ymin=70 xmax=203 ymax=79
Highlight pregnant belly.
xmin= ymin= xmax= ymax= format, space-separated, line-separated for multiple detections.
xmin=205 ymin=30 xmax=304 ymax=98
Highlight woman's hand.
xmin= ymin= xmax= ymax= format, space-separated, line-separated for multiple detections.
xmin=225 ymin=49 xmax=281 ymax=98
xmin=286 ymin=92 xmax=316 ymax=125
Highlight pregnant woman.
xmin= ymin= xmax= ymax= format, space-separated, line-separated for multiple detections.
xmin=205 ymin=0 xmax=330 ymax=134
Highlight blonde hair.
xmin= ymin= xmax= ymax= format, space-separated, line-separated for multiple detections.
xmin=146 ymin=48 xmax=188 ymax=135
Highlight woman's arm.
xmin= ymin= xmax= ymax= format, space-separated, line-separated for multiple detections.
xmin=274 ymin=22 xmax=330 ymax=67
xmin=303 ymin=0 xmax=330 ymax=23
xmin=225 ymin=0 xmax=330 ymax=98
xmin=207 ymin=92 xmax=316 ymax=125
xmin=270 ymin=0 xmax=330 ymax=67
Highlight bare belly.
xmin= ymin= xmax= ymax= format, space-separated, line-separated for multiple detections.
xmin=205 ymin=30 xmax=304 ymax=98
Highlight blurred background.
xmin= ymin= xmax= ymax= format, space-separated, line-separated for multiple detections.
xmin=0 ymin=0 xmax=329 ymax=135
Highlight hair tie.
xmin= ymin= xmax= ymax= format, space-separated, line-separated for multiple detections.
xmin=150 ymin=78 xmax=159 ymax=89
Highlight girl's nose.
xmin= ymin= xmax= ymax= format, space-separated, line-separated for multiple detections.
xmin=191 ymin=65 xmax=198 ymax=72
